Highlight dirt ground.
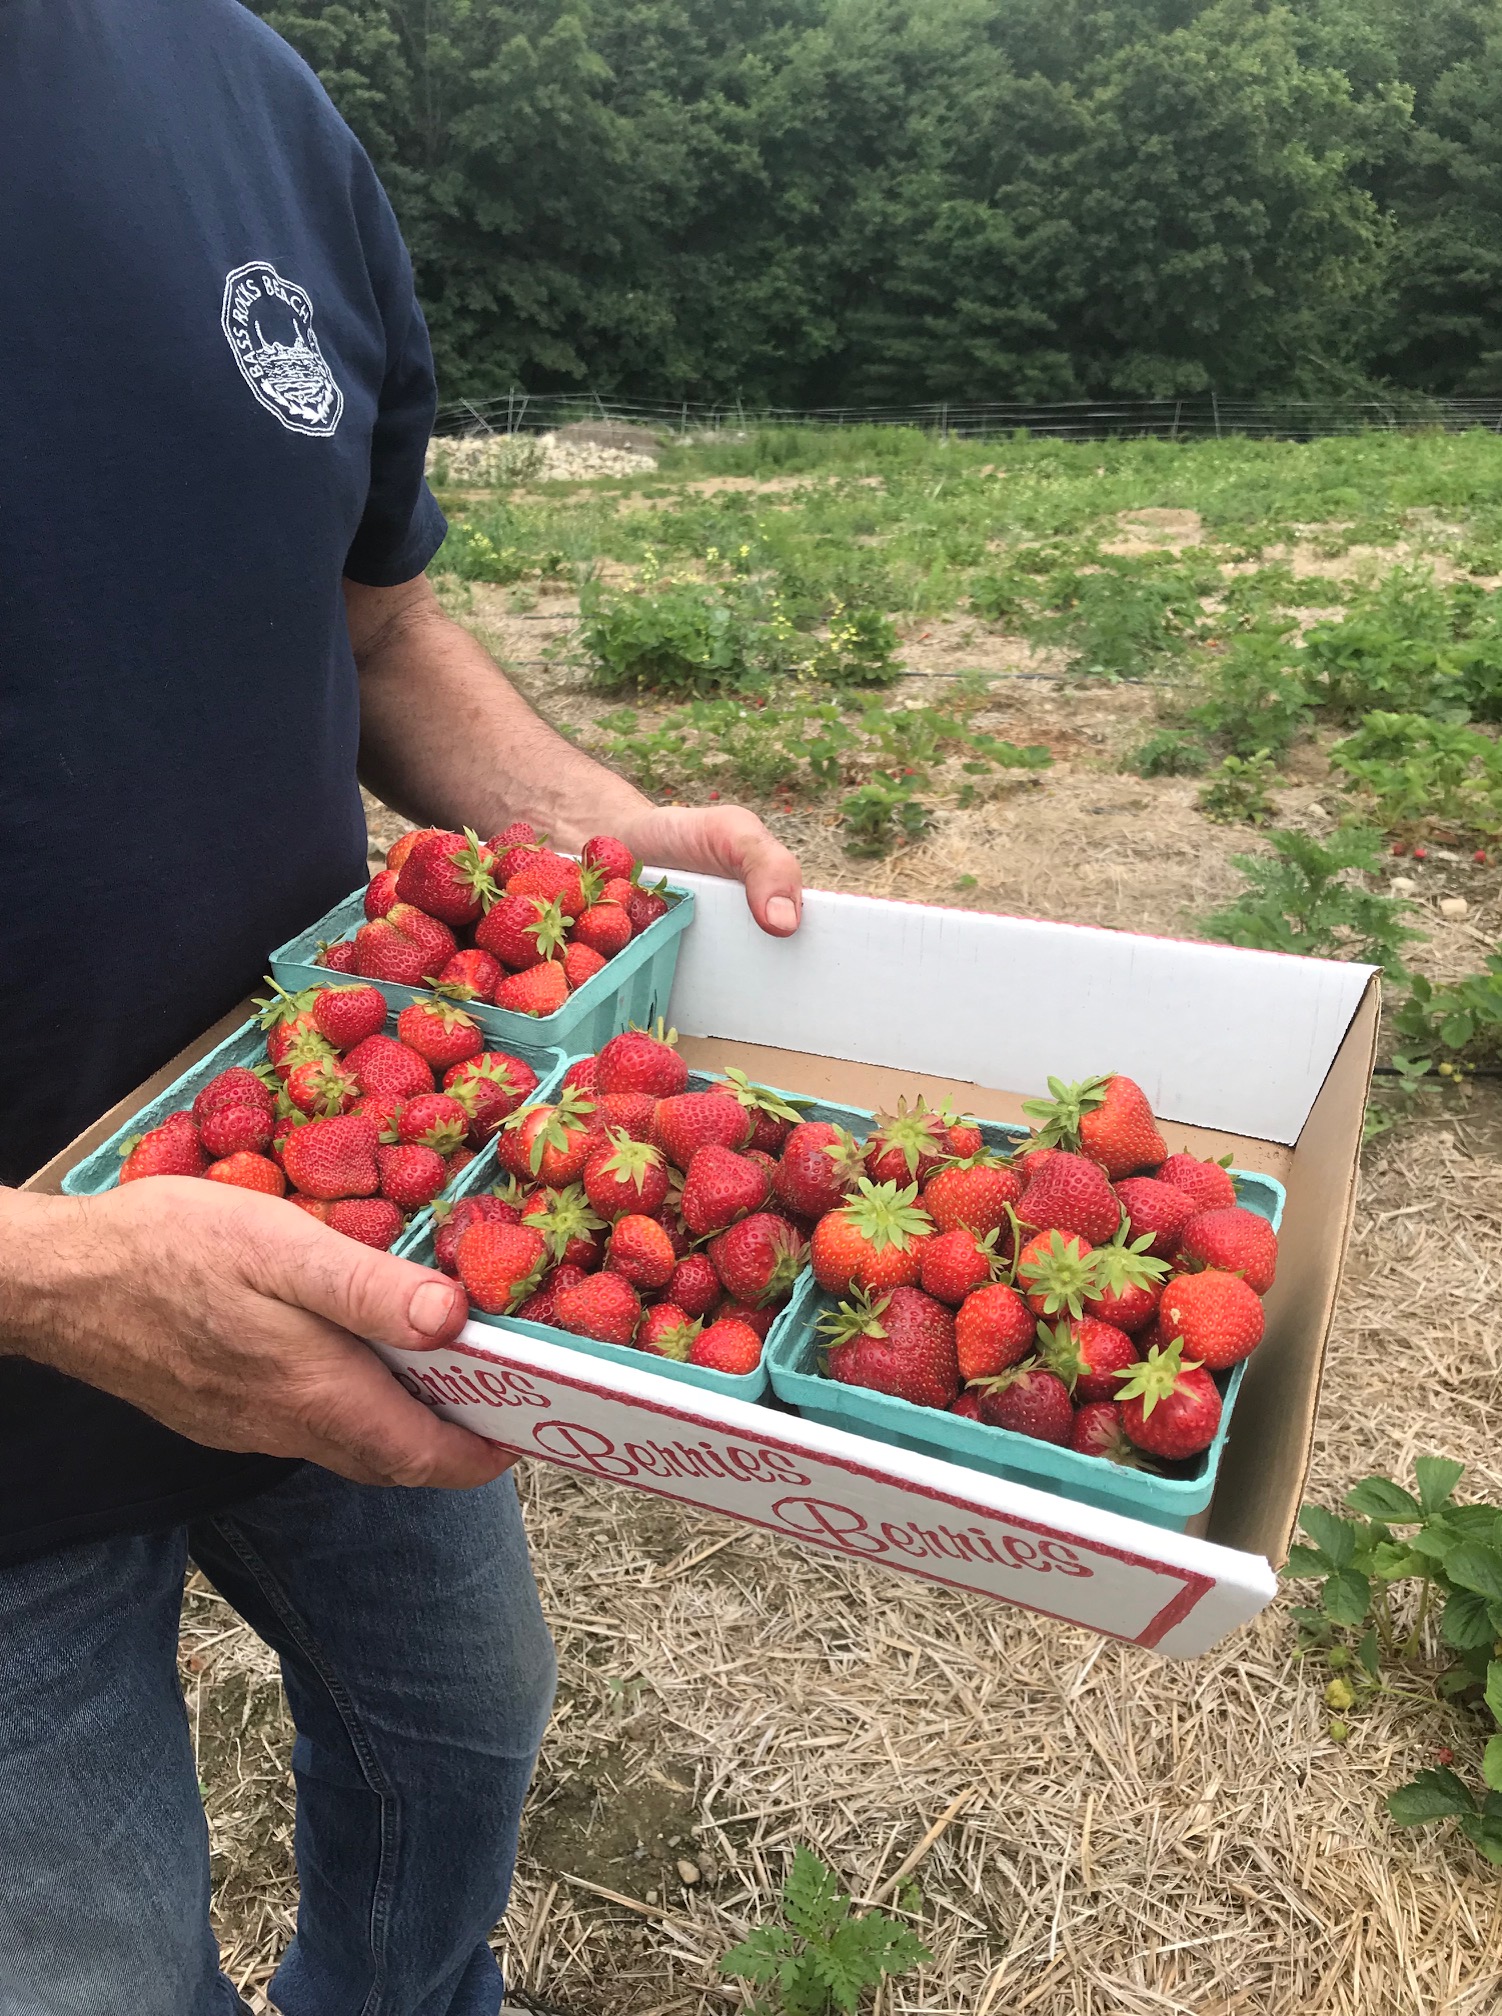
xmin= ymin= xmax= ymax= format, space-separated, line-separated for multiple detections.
xmin=200 ymin=506 xmax=1502 ymax=2015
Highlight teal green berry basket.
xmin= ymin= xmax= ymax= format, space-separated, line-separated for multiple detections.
xmin=269 ymin=881 xmax=694 ymax=1056
xmin=764 ymin=1166 xmax=1286 ymax=1534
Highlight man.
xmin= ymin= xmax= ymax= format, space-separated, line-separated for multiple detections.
xmin=0 ymin=6 xmax=802 ymax=2013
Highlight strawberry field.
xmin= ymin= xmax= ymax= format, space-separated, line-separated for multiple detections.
xmin=201 ymin=426 xmax=1502 ymax=2014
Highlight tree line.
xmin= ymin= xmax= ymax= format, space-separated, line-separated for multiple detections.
xmin=249 ymin=0 xmax=1502 ymax=406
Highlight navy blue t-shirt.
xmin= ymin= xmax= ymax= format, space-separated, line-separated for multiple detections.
xmin=0 ymin=0 xmax=448 ymax=1559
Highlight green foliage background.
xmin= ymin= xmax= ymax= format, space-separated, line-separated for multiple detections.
xmin=247 ymin=1 xmax=1502 ymax=405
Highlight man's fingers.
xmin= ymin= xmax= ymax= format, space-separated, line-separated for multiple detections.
xmin=295 ymin=1333 xmax=517 ymax=1489
xmin=251 ymin=1205 xmax=471 ymax=1352
xmin=741 ymin=835 xmax=803 ymax=937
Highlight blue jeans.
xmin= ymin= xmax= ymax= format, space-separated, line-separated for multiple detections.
xmin=0 ymin=1466 xmax=557 ymax=2016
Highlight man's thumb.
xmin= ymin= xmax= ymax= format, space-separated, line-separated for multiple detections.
xmin=277 ymin=1220 xmax=470 ymax=1352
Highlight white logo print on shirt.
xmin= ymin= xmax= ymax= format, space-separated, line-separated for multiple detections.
xmin=221 ymin=260 xmax=344 ymax=437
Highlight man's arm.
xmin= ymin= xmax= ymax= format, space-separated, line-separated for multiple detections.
xmin=347 ymin=574 xmax=803 ymax=935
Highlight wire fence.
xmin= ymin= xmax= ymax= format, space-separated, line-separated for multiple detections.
xmin=434 ymin=388 xmax=1502 ymax=443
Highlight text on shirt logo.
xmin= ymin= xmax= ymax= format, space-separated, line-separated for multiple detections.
xmin=221 ymin=260 xmax=343 ymax=437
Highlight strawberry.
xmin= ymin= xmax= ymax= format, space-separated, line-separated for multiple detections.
xmin=385 ymin=827 xmax=440 ymax=876
xmin=951 ymin=1390 xmax=984 ymax=1420
xmin=918 ymin=1227 xmax=1000 ymax=1306
xmin=708 ymin=1211 xmax=807 ymax=1306
xmin=394 ymin=827 xmax=497 ymax=928
xmin=489 ymin=835 xmax=545 ymax=887
xmin=717 ymin=1068 xmax=809 ymax=1157
xmin=665 ymin=1252 xmax=722 ymax=1318
xmin=1015 ymin=1151 xmax=1121 ymax=1246
xmin=1068 ymin=1400 xmax=1144 ymax=1463
xmin=1114 ymin=1176 xmax=1198 ymax=1261
xmin=773 ymin=1121 xmax=867 ymax=1220
xmin=820 ymin=1286 xmax=958 ymax=1409
xmin=475 ymin=893 xmax=571 ymax=971
xmin=554 ymin=1271 xmax=642 ymax=1346
xmin=582 ymin=833 xmax=636 ymax=883
xmin=254 ymin=985 xmax=326 ymax=1070
xmin=364 ymin=868 xmax=400 ymax=920
xmin=954 ymin=1282 xmax=1036 ymax=1382
xmin=570 ymin=902 xmax=632 ymax=959
xmin=376 ymin=1143 xmax=447 ymax=1210
xmin=437 ymin=948 xmax=504 ymax=1000
xmin=485 ymin=820 xmax=538 ymax=855
xmin=456 ymin=1220 xmax=549 ymax=1315
xmin=651 ymin=1090 xmax=752 ymax=1170
xmin=1158 ymin=1151 xmax=1239 ymax=1214
xmin=920 ymin=1155 xmax=1022 ymax=1236
xmin=945 ymin=1116 xmax=985 ymax=1158
xmin=1081 ymin=1223 xmax=1168 ymax=1333
xmin=269 ymin=1025 xmax=338 ymax=1082
xmin=1022 ymin=1073 xmax=1166 ymax=1180
xmin=1014 ymin=1229 xmax=1097 ymax=1319
xmin=1116 ymin=1339 xmax=1222 ymax=1458
xmin=811 ymin=1180 xmax=934 ymax=1296
xmin=204 ymin=1152 xmax=286 ymax=1195
xmin=624 ymin=876 xmax=671 ymax=935
xmin=1036 ymin=1316 xmax=1139 ymax=1404
xmin=599 ymin=876 xmax=635 ymax=908
xmin=396 ymin=1092 xmax=470 ymax=1155
xmin=561 ymin=1057 xmax=599 ymax=1095
xmin=498 ymin=1091 xmax=597 ymax=1185
xmin=288 ymin=1194 xmax=333 ymax=1223
xmin=118 ymin=1121 xmax=207 ymax=1183
xmin=689 ymin=1318 xmax=765 ymax=1375
xmin=192 ymin=1066 xmax=275 ymax=1127
xmin=280 ymin=1115 xmax=381 ymax=1201
xmin=285 ymin=1054 xmax=361 ymax=1118
xmin=562 ymin=942 xmax=607 ymax=990
xmin=349 ymin=1090 xmax=407 ymax=1138
xmin=1177 ymin=1207 xmax=1278 ymax=1294
xmin=863 ymin=1095 xmax=954 ymax=1187
xmin=199 ymin=1103 xmax=274 ymax=1160
xmin=360 ymin=902 xmax=458 ymax=985
xmin=514 ymin=1262 xmax=588 ymax=1326
xmin=606 ymin=1214 xmax=677 ymax=1290
xmin=520 ymin=1183 xmax=607 ymax=1268
xmin=396 ymin=994 xmax=484 ymax=1070
xmin=311 ymin=984 xmax=388 ymax=1052
xmin=316 ymin=938 xmax=359 ymax=973
xmin=447 ymin=1146 xmax=476 ymax=1182
xmin=974 ymin=1364 xmax=1074 ymax=1443
xmin=681 ymin=1144 xmax=770 ymax=1237
xmin=443 ymin=1051 xmax=540 ymax=1139
xmin=583 ymin=1133 xmax=670 ymax=1220
xmin=327 ymin=1197 xmax=404 ymax=1249
xmin=495 ymin=961 xmax=569 ymax=1017
xmin=432 ymin=1191 xmax=522 ymax=1275
xmin=596 ymin=1024 xmax=688 ymax=1098
xmin=345 ymin=1033 xmax=435 ymax=1102
xmin=1156 ymin=1268 xmax=1265 ymax=1369
xmin=638 ymin=1304 xmax=701 ymax=1361
xmin=716 ymin=1300 xmax=779 ymax=1340
xmin=505 ymin=848 xmax=586 ymax=919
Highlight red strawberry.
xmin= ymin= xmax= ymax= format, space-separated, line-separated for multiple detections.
xmin=192 ymin=1067 xmax=275 ymax=1127
xmin=1116 ymin=1339 xmax=1222 ymax=1458
xmin=821 ymin=1286 xmax=958 ymax=1409
xmin=352 ymin=903 xmax=457 ymax=987
xmin=562 ymin=1057 xmax=599 ymax=1095
xmin=285 ymin=1054 xmax=361 ymax=1118
xmin=1114 ymin=1177 xmax=1198 ymax=1261
xmin=638 ymin=1304 xmax=702 ymax=1360
xmin=951 ymin=1390 xmax=984 ymax=1420
xmin=376 ymin=1143 xmax=447 ymax=1210
xmin=316 ymin=937 xmax=360 ymax=973
xmin=583 ymin=1133 xmax=670 ymax=1220
xmin=268 ymin=1024 xmax=337 ymax=1082
xmin=514 ymin=1262 xmax=588 ymax=1327
xmin=716 ymin=1300 xmax=779 ymax=1340
xmin=708 ymin=1212 xmax=807 ymax=1306
xmin=717 ymin=1068 xmax=809 ymax=1157
xmin=624 ymin=876 xmax=671 ymax=935
xmin=918 ymin=1227 xmax=999 ymax=1306
xmin=520 ymin=1183 xmax=607 ymax=1269
xmin=364 ymin=868 xmax=400 ymax=920
xmin=394 ymin=827 xmax=497 ymax=928
xmin=349 ymin=1090 xmax=407 ymax=1138
xmin=1014 ymin=1229 xmax=1097 ymax=1319
xmin=562 ymin=942 xmax=607 ymax=990
xmin=475 ymin=892 xmax=570 ymax=972
xmin=689 ymin=1318 xmax=764 ymax=1375
xmin=506 ymin=848 xmax=586 ymax=919
xmin=1036 ymin=1316 xmax=1139 ymax=1405
xmin=433 ymin=1192 xmax=523 ymax=1275
xmin=253 ymin=986 xmax=327 ymax=1071
xmin=582 ymin=834 xmax=636 ymax=883
xmin=345 ymin=1033 xmax=435 ymax=1101
xmin=811 ymin=1180 xmax=934 ymax=1296
xmin=681 ymin=1144 xmax=770 ymax=1237
xmin=385 ymin=827 xmax=439 ymax=876
xmin=485 ymin=820 xmax=537 ymax=855
xmin=1069 ymin=1400 xmax=1143 ymax=1463
xmin=311 ymin=984 xmax=388 ymax=1052
xmin=446 ymin=1147 xmax=476 ymax=1183
xmin=1022 ymin=1073 xmax=1166 ymax=1180
xmin=497 ymin=1092 xmax=597 ymax=1185
xmin=327 ymin=1196 xmax=404 ymax=1249
xmin=554 ymin=1271 xmax=642 ymax=1345
xmin=974 ymin=1364 xmax=1074 ymax=1443
xmin=199 ymin=1103 xmax=274 ymax=1160
xmin=596 ymin=1025 xmax=688 ymax=1098
xmin=945 ymin=1117 xmax=985 ymax=1158
xmin=396 ymin=1092 xmax=471 ymax=1155
xmin=280 ymin=1114 xmax=381 ymax=1201
xmin=773 ymin=1121 xmax=867 ymax=1220
xmin=443 ymin=1052 xmax=540 ymax=1140
xmin=1081 ymin=1224 xmax=1168 ymax=1334
xmin=456 ymin=1220 xmax=549 ymax=1315
xmin=437 ymin=948 xmax=504 ymax=1000
xmin=287 ymin=1194 xmax=333 ymax=1223
xmin=665 ymin=1252 xmax=722 ymax=1319
xmin=650 ymin=1091 xmax=751 ymax=1171
xmin=599 ymin=876 xmax=635 ymax=908
xmin=1016 ymin=1151 xmax=1121 ymax=1246
xmin=920 ymin=1155 xmax=1022 ymax=1237
xmin=495 ymin=961 xmax=569 ymax=1017
xmin=863 ymin=1096 xmax=954 ymax=1187
xmin=1156 ymin=1269 xmax=1264 ymax=1370
xmin=396 ymin=994 xmax=484 ymax=1070
xmin=605 ymin=1214 xmax=677 ymax=1291
xmin=1177 ymin=1207 xmax=1278 ymax=1294
xmin=204 ymin=1151 xmax=286 ymax=1195
xmin=954 ymin=1282 xmax=1035 ymax=1382
xmin=570 ymin=902 xmax=632 ymax=959
xmin=1158 ymin=1151 xmax=1238 ymax=1213
xmin=589 ymin=1090 xmax=656 ymax=1141
xmin=118 ymin=1121 xmax=207 ymax=1183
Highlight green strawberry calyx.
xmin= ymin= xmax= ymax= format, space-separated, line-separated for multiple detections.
xmin=412 ymin=990 xmax=481 ymax=1033
xmin=253 ymin=979 xmax=320 ymax=1030
xmin=521 ymin=896 xmax=572 ymax=959
xmin=837 ymin=1179 xmax=934 ymax=1253
xmin=504 ymin=1088 xmax=598 ymax=1176
xmin=1012 ymin=1222 xmax=1095 ymax=1315
xmin=648 ymin=1315 xmax=702 ymax=1362
xmin=451 ymin=827 xmax=500 ymax=908
xmin=817 ymin=1123 xmax=870 ymax=1188
xmin=1020 ymin=1074 xmax=1111 ymax=1152
xmin=967 ymin=1355 xmax=1043 ymax=1402
xmin=596 ymin=1130 xmax=666 ymax=1187
xmin=816 ymin=1286 xmax=895 ymax=1359
xmin=525 ymin=1182 xmax=607 ymax=1261
xmin=1034 ymin=1319 xmax=1084 ymax=1393
xmin=866 ymin=1095 xmax=951 ymax=1177
xmin=719 ymin=1067 xmax=811 ymax=1125
xmin=1113 ymin=1337 xmax=1201 ymax=1419
xmin=1089 ymin=1222 xmax=1169 ymax=1295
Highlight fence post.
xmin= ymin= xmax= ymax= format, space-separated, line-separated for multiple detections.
xmin=1211 ymin=390 xmax=1221 ymax=441
xmin=506 ymin=386 xmax=515 ymax=436
xmin=1172 ymin=399 xmax=1182 ymax=443
xmin=940 ymin=400 xmax=949 ymax=441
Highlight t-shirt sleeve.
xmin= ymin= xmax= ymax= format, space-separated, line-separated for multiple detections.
xmin=343 ymin=265 xmax=448 ymax=588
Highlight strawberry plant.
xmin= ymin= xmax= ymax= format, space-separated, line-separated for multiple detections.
xmin=1125 ymin=729 xmax=1211 ymax=777
xmin=719 ymin=1847 xmax=930 ymax=2014
xmin=839 ymin=773 xmax=933 ymax=855
xmin=1392 ymin=957 xmax=1502 ymax=1065
xmin=1197 ymin=750 xmax=1279 ymax=824
xmin=1200 ymin=828 xmax=1420 ymax=974
xmin=1329 ymin=712 xmax=1502 ymax=837
xmin=1282 ymin=1459 xmax=1502 ymax=1866
xmin=1192 ymin=624 xmax=1314 ymax=758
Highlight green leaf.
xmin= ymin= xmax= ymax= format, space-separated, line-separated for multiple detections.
xmin=1346 ymin=1476 xmax=1421 ymax=1521
xmin=1441 ymin=1587 xmax=1497 ymax=1652
xmin=1323 ymin=1568 xmax=1372 ymax=1627
xmin=1447 ymin=1544 xmax=1502 ymax=1605
xmin=721 ymin=1926 xmax=797 ymax=1983
xmin=1388 ymin=1768 xmax=1475 ymax=1824
xmin=1409 ymin=1521 xmax=1459 ymax=1562
xmin=1457 ymin=1809 xmax=1502 ymax=1865
xmin=1445 ymin=1504 xmax=1502 ymax=1542
xmin=782 ymin=1847 xmax=844 ymax=1942
xmin=1300 ymin=1505 xmax=1359 ymax=1568
xmin=1283 ymin=1544 xmax=1331 ymax=1580
xmin=1415 ymin=1457 xmax=1465 ymax=1514
xmin=1485 ymin=1737 xmax=1502 ymax=1795
xmin=1370 ymin=1542 xmax=1426 ymax=1580
xmin=1357 ymin=1629 xmax=1381 ymax=1678
xmin=1486 ymin=1662 xmax=1502 ymax=1730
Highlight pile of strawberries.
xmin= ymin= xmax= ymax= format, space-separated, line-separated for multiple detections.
xmin=114 ymin=980 xmax=541 ymax=1250
xmin=315 ymin=825 xmax=673 ymax=1018
xmin=441 ymin=1028 xmax=831 ymax=1375
xmin=808 ymin=1074 xmax=1279 ymax=1468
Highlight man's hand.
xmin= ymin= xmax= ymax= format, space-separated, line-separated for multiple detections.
xmin=612 ymin=802 xmax=803 ymax=937
xmin=0 ymin=1183 xmax=513 ymax=1490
